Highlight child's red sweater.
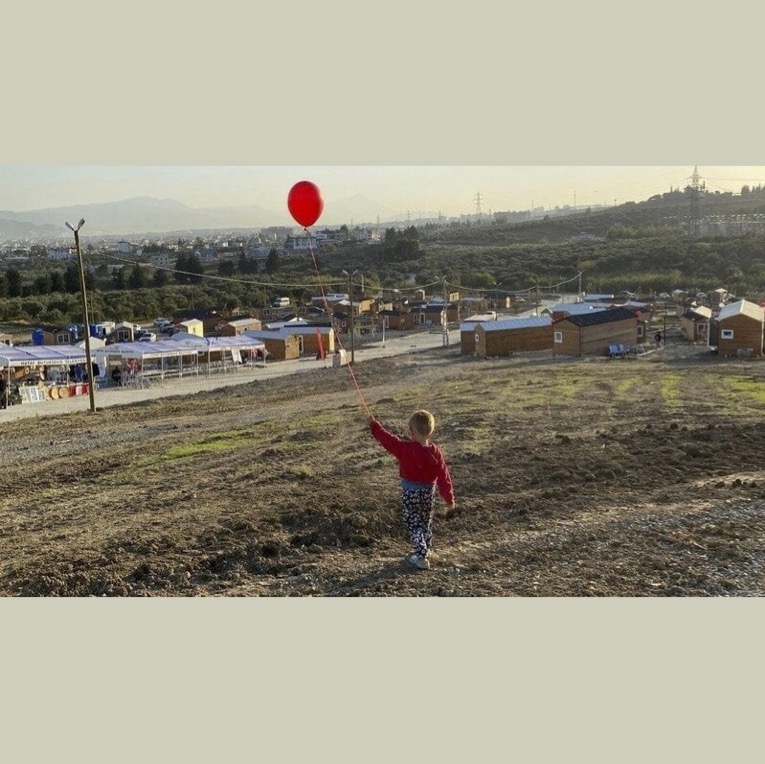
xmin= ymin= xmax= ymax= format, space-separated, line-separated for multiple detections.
xmin=369 ymin=420 xmax=455 ymax=505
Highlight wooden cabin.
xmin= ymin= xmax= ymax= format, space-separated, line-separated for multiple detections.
xmin=279 ymin=325 xmax=336 ymax=356
xmin=219 ymin=318 xmax=263 ymax=337
xmin=473 ymin=316 xmax=553 ymax=358
xmin=715 ymin=300 xmax=765 ymax=357
xmin=552 ymin=307 xmax=638 ymax=358
xmin=680 ymin=306 xmax=712 ymax=343
xmin=172 ymin=310 xmax=223 ymax=336
xmin=242 ymin=330 xmax=300 ymax=361
xmin=459 ymin=314 xmax=497 ymax=355
xmin=412 ymin=303 xmax=460 ymax=327
xmin=111 ymin=322 xmax=140 ymax=344
xmin=37 ymin=325 xmax=77 ymax=346
xmin=376 ymin=309 xmax=416 ymax=331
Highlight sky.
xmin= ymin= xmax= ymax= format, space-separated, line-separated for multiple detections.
xmin=2 ymin=166 xmax=765 ymax=223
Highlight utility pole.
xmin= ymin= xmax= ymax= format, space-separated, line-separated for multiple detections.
xmin=689 ymin=165 xmax=701 ymax=239
xmin=66 ymin=218 xmax=96 ymax=414
xmin=442 ymin=276 xmax=450 ymax=347
xmin=342 ymin=269 xmax=358 ymax=364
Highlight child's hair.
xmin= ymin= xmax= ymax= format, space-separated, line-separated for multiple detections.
xmin=409 ymin=410 xmax=435 ymax=438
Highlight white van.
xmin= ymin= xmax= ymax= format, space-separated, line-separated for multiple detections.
xmin=272 ymin=297 xmax=291 ymax=308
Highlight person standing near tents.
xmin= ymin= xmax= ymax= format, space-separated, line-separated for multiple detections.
xmin=367 ymin=410 xmax=456 ymax=571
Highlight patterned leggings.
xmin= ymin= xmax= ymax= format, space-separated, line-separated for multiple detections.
xmin=402 ymin=486 xmax=436 ymax=558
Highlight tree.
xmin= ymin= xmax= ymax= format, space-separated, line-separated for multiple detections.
xmin=63 ymin=263 xmax=80 ymax=294
xmin=174 ymin=253 xmax=204 ymax=284
xmin=128 ymin=264 xmax=149 ymax=289
xmin=174 ymin=254 xmax=191 ymax=284
xmin=218 ymin=260 xmax=236 ymax=278
xmin=21 ymin=296 xmax=45 ymax=321
xmin=238 ymin=252 xmax=258 ymax=275
xmin=186 ymin=253 xmax=204 ymax=285
xmin=32 ymin=273 xmax=53 ymax=295
xmin=153 ymin=268 xmax=169 ymax=287
xmin=49 ymin=271 xmax=66 ymax=294
xmin=112 ymin=267 xmax=127 ymax=290
xmin=265 ymin=248 xmax=280 ymax=274
xmin=6 ymin=268 xmax=23 ymax=297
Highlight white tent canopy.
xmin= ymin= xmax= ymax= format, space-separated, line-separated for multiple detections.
xmin=94 ymin=336 xmax=266 ymax=386
xmin=1 ymin=345 xmax=91 ymax=407
xmin=0 ymin=345 xmax=88 ymax=368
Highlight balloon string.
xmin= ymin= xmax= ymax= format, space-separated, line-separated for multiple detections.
xmin=304 ymin=227 xmax=372 ymax=417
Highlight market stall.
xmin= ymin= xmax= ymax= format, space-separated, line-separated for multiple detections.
xmin=0 ymin=345 xmax=90 ymax=407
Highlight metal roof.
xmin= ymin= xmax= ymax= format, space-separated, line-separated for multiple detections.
xmin=547 ymin=303 xmax=607 ymax=316
xmin=476 ymin=316 xmax=552 ymax=332
xmin=718 ymin=299 xmax=764 ymax=322
xmin=558 ymin=307 xmax=637 ymax=328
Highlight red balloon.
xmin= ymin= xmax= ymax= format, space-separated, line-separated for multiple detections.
xmin=288 ymin=180 xmax=324 ymax=228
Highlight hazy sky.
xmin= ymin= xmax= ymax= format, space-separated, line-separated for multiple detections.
xmin=2 ymin=166 xmax=765 ymax=221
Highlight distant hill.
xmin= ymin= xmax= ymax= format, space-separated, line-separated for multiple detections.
xmin=0 ymin=193 xmax=401 ymax=242
xmin=428 ymin=187 xmax=765 ymax=246
xmin=3 ymin=186 xmax=763 ymax=244
xmin=0 ymin=197 xmax=279 ymax=240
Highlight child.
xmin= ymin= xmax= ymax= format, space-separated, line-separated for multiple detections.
xmin=368 ymin=410 xmax=456 ymax=571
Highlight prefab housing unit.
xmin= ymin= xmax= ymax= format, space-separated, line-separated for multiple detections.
xmin=473 ymin=316 xmax=553 ymax=358
xmin=377 ymin=309 xmax=416 ymax=331
xmin=552 ymin=307 xmax=638 ymax=358
xmin=680 ymin=306 xmax=712 ymax=343
xmin=219 ymin=318 xmax=263 ymax=337
xmin=715 ymin=299 xmax=765 ymax=357
xmin=280 ymin=325 xmax=336 ymax=355
xmin=459 ymin=315 xmax=497 ymax=355
xmin=242 ymin=330 xmax=300 ymax=361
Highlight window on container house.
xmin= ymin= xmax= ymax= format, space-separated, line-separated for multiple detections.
xmin=721 ymin=329 xmax=734 ymax=340
xmin=554 ymin=331 xmax=563 ymax=344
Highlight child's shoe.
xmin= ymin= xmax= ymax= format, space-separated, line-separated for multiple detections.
xmin=408 ymin=554 xmax=430 ymax=570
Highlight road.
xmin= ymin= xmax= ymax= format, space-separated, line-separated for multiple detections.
xmin=1 ymin=327 xmax=458 ymax=422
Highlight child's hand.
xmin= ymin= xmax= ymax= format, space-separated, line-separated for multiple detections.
xmin=445 ymin=504 xmax=460 ymax=519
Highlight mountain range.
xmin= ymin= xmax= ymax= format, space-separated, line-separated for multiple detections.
xmin=0 ymin=194 xmax=400 ymax=242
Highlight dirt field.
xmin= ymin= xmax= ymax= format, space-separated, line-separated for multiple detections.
xmin=2 ymin=341 xmax=765 ymax=597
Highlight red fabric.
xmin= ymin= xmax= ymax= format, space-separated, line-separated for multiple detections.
xmin=369 ymin=420 xmax=455 ymax=505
